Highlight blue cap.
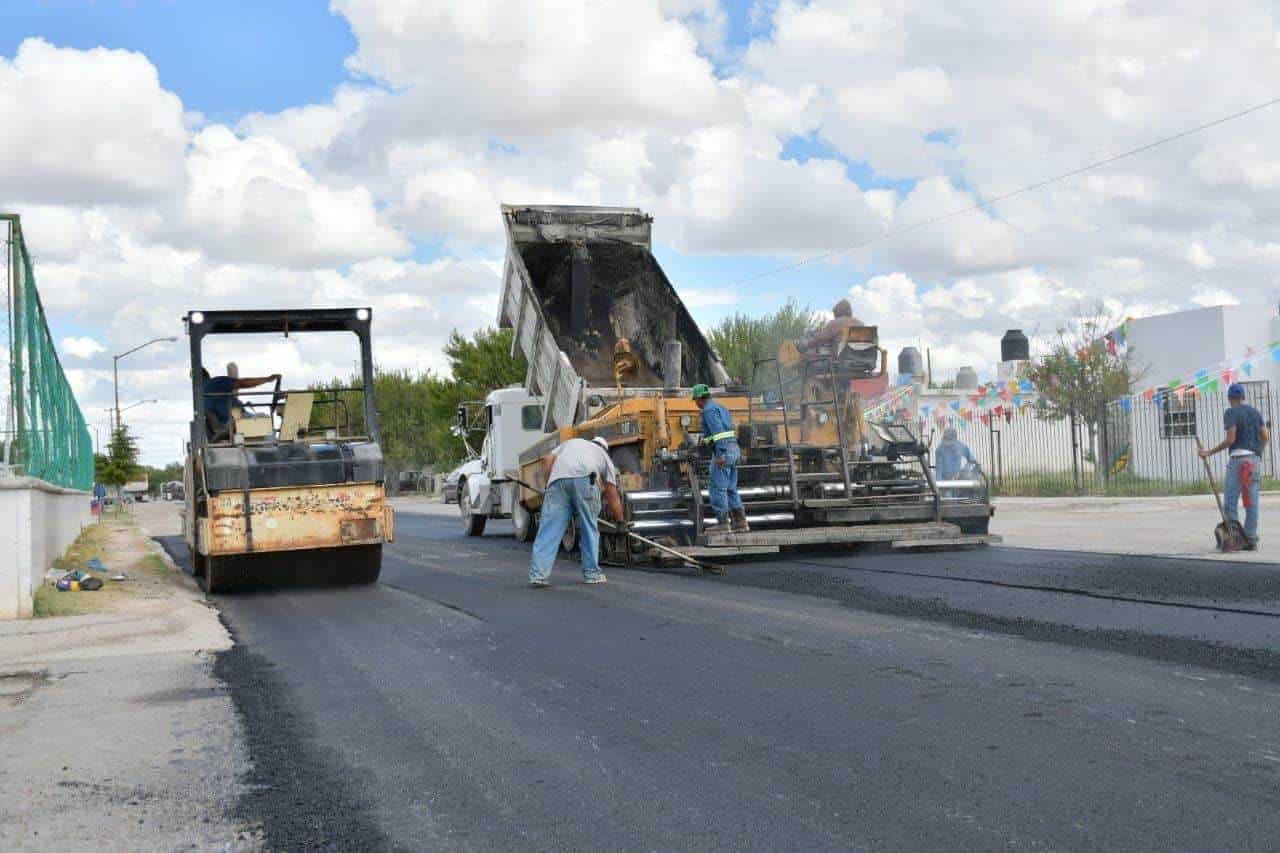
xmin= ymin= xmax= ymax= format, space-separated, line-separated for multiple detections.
xmin=1228 ymin=382 xmax=1246 ymax=399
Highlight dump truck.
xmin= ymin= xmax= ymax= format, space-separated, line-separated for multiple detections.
xmin=489 ymin=204 xmax=993 ymax=563
xmin=182 ymin=308 xmax=394 ymax=592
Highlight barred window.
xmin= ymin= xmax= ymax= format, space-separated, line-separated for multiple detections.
xmin=1161 ymin=394 xmax=1196 ymax=439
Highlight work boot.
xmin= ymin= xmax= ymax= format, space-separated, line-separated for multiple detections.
xmin=714 ymin=515 xmax=730 ymax=529
xmin=730 ymin=508 xmax=750 ymax=533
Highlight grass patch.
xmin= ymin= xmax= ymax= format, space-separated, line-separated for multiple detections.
xmin=33 ymin=514 xmax=179 ymax=618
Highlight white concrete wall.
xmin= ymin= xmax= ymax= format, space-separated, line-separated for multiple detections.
xmin=0 ymin=478 xmax=92 ymax=620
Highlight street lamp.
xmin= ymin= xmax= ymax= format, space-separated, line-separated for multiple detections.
xmin=114 ymin=337 xmax=177 ymax=432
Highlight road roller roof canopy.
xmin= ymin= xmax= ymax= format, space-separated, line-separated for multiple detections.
xmin=184 ymin=307 xmax=380 ymax=451
xmin=183 ymin=307 xmax=373 ymax=337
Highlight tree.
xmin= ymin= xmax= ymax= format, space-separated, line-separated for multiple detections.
xmin=310 ymin=326 xmax=527 ymax=475
xmin=97 ymin=424 xmax=142 ymax=510
xmin=1025 ymin=304 xmax=1144 ymax=475
xmin=707 ymin=299 xmax=824 ymax=385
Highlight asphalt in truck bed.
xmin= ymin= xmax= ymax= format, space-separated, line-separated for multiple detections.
xmin=159 ymin=510 xmax=1280 ymax=852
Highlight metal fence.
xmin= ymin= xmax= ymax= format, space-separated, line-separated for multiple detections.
xmin=929 ymin=382 xmax=1276 ymax=496
xmin=4 ymin=214 xmax=94 ymax=489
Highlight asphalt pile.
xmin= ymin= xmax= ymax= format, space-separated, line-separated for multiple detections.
xmin=518 ymin=241 xmax=721 ymax=387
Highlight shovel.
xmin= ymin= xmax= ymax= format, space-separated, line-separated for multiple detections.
xmin=1195 ymin=437 xmax=1248 ymax=551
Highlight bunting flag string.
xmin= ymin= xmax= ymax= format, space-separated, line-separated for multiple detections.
xmin=864 ymin=334 xmax=1280 ymax=429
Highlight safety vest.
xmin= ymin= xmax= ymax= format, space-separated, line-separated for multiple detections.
xmin=703 ymin=430 xmax=737 ymax=445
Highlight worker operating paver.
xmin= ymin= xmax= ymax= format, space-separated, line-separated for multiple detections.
xmin=1199 ymin=382 xmax=1271 ymax=549
xmin=693 ymin=384 xmax=749 ymax=533
xmin=530 ymin=436 xmax=626 ymax=587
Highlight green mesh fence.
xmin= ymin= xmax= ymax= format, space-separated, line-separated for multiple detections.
xmin=6 ymin=215 xmax=94 ymax=490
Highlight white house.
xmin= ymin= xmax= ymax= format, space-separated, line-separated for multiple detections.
xmin=1118 ymin=303 xmax=1280 ymax=483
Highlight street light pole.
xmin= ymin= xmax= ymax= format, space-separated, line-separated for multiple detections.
xmin=112 ymin=337 xmax=177 ymax=434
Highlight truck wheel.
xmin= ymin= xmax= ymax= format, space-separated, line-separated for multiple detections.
xmin=460 ymin=487 xmax=487 ymax=536
xmin=957 ymin=516 xmax=990 ymax=536
xmin=512 ymin=501 xmax=538 ymax=542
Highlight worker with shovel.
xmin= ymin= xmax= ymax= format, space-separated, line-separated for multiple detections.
xmin=1199 ymin=383 xmax=1270 ymax=550
xmin=529 ymin=436 xmax=626 ymax=587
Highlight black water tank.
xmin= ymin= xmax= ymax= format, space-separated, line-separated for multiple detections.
xmin=1001 ymin=329 xmax=1029 ymax=362
xmin=897 ymin=346 xmax=924 ymax=379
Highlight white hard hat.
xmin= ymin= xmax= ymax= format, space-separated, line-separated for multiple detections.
xmin=591 ymin=436 xmax=610 ymax=452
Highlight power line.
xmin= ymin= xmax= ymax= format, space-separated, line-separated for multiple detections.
xmin=727 ymin=95 xmax=1280 ymax=288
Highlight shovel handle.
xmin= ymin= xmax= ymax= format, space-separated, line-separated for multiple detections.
xmin=1195 ymin=436 xmax=1231 ymax=525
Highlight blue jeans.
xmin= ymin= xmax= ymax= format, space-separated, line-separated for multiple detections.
xmin=709 ymin=441 xmax=744 ymax=521
xmin=530 ymin=477 xmax=603 ymax=582
xmin=1224 ymin=454 xmax=1261 ymax=542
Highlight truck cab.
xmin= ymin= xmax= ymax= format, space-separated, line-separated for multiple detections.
xmin=458 ymin=387 xmax=549 ymax=537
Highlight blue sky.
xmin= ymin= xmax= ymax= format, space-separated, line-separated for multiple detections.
xmin=1 ymin=0 xmax=356 ymax=123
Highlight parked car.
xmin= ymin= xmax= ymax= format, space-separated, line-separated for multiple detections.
xmin=443 ymin=458 xmax=483 ymax=504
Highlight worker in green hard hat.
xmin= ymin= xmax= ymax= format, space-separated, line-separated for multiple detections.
xmin=692 ymin=384 xmax=748 ymax=533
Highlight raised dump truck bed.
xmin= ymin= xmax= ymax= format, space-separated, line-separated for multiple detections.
xmin=498 ymin=205 xmax=729 ymax=430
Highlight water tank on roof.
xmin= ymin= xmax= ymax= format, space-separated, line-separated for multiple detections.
xmin=1001 ymin=329 xmax=1030 ymax=362
xmin=955 ymin=366 xmax=978 ymax=390
xmin=897 ymin=347 xmax=924 ymax=381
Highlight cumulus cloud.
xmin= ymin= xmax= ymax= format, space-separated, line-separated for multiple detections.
xmin=60 ymin=336 xmax=106 ymax=359
xmin=178 ymin=126 xmax=409 ymax=268
xmin=0 ymin=39 xmax=188 ymax=205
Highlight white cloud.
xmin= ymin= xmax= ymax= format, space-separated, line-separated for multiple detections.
xmin=1186 ymin=241 xmax=1216 ymax=271
xmin=1190 ymin=285 xmax=1239 ymax=308
xmin=0 ymin=39 xmax=188 ymax=205
xmin=60 ymin=336 xmax=106 ymax=359
xmin=178 ymin=126 xmax=409 ymax=268
xmin=678 ymin=287 xmax=740 ymax=309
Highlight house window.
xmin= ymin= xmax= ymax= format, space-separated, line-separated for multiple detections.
xmin=1161 ymin=394 xmax=1196 ymax=439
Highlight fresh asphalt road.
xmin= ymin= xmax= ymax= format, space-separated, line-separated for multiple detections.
xmin=162 ymin=508 xmax=1280 ymax=852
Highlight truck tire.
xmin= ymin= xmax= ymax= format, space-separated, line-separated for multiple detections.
xmin=512 ymin=501 xmax=538 ymax=542
xmin=957 ymin=515 xmax=990 ymax=536
xmin=460 ymin=485 xmax=487 ymax=536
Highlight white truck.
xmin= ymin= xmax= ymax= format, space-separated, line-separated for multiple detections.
xmin=457 ymin=386 xmax=549 ymax=541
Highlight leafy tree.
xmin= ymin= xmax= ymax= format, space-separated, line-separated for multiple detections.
xmin=141 ymin=461 xmax=184 ymax=494
xmin=97 ymin=425 xmax=143 ymax=509
xmin=1026 ymin=304 xmax=1145 ymax=477
xmin=310 ymin=327 xmax=527 ymax=475
xmin=707 ymin=299 xmax=824 ymax=384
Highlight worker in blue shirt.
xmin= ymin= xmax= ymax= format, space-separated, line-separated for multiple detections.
xmin=692 ymin=384 xmax=748 ymax=533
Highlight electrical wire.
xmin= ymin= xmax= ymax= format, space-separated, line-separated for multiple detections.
xmin=727 ymin=95 xmax=1280 ymax=288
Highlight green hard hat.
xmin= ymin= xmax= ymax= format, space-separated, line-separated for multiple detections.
xmin=691 ymin=383 xmax=711 ymax=399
